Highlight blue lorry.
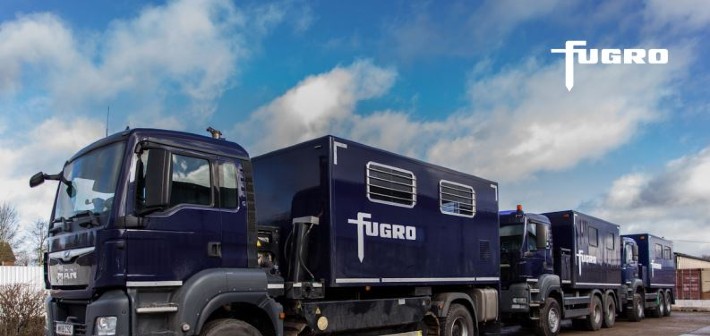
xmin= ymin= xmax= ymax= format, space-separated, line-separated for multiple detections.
xmin=621 ymin=234 xmax=675 ymax=319
xmin=31 ymin=128 xmax=500 ymax=336
xmin=499 ymin=208 xmax=675 ymax=336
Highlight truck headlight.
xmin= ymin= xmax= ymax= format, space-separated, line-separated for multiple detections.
xmin=512 ymin=297 xmax=528 ymax=304
xmin=95 ymin=316 xmax=117 ymax=336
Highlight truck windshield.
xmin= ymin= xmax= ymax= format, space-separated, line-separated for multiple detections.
xmin=53 ymin=141 xmax=125 ymax=221
xmin=500 ymin=224 xmax=523 ymax=252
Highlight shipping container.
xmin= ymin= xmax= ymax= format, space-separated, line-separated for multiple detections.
xmin=676 ymin=269 xmax=702 ymax=300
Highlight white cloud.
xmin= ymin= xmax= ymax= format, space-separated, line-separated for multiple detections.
xmin=237 ymin=38 xmax=690 ymax=183
xmin=235 ymin=59 xmax=397 ymax=153
xmin=0 ymin=0 xmax=288 ymax=124
xmin=431 ymin=48 xmax=689 ymax=180
xmin=644 ymin=0 xmax=710 ymax=32
xmin=0 ymin=117 xmax=104 ymax=237
xmin=587 ymin=146 xmax=710 ymax=255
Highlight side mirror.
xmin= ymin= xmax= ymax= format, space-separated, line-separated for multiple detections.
xmin=536 ymin=223 xmax=549 ymax=249
xmin=29 ymin=172 xmax=46 ymax=188
xmin=137 ymin=148 xmax=170 ymax=214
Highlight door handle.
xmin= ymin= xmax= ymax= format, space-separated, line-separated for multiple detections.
xmin=208 ymin=242 xmax=222 ymax=257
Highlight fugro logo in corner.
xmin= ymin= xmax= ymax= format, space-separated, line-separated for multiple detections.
xmin=348 ymin=212 xmax=417 ymax=262
xmin=551 ymin=40 xmax=669 ymax=91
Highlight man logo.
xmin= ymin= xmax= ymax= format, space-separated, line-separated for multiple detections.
xmin=348 ymin=212 xmax=417 ymax=262
xmin=551 ymin=40 xmax=669 ymax=91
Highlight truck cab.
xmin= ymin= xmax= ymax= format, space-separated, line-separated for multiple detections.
xmin=499 ymin=206 xmax=560 ymax=335
xmin=32 ymin=129 xmax=282 ymax=336
xmin=500 ymin=206 xmax=553 ymax=287
xmin=622 ymin=234 xmax=675 ymax=319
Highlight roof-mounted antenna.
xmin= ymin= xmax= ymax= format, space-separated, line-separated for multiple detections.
xmin=206 ymin=127 xmax=223 ymax=139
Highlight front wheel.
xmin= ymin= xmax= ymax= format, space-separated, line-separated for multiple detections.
xmin=627 ymin=293 xmax=644 ymax=322
xmin=200 ymin=319 xmax=262 ymax=336
xmin=585 ymin=296 xmax=603 ymax=331
xmin=602 ymin=295 xmax=616 ymax=328
xmin=534 ymin=298 xmax=561 ymax=336
xmin=442 ymin=303 xmax=476 ymax=336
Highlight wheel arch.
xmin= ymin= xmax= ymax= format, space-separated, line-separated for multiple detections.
xmin=196 ymin=294 xmax=280 ymax=336
xmin=431 ymin=292 xmax=479 ymax=333
xmin=169 ymin=269 xmax=283 ymax=336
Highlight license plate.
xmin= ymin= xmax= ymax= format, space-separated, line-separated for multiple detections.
xmin=56 ymin=322 xmax=74 ymax=336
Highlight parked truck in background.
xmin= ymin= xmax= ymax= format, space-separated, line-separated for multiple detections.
xmin=621 ymin=234 xmax=675 ymax=319
xmin=499 ymin=208 xmax=625 ymax=336
xmin=31 ymin=128 xmax=500 ymax=336
xmin=499 ymin=209 xmax=678 ymax=336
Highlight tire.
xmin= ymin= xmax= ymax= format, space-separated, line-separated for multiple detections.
xmin=647 ymin=291 xmax=662 ymax=318
xmin=663 ymin=291 xmax=672 ymax=317
xmin=585 ymin=295 xmax=603 ymax=331
xmin=627 ymin=293 xmax=643 ymax=322
xmin=200 ymin=319 xmax=262 ymax=336
xmin=602 ymin=295 xmax=616 ymax=328
xmin=441 ymin=303 xmax=475 ymax=336
xmin=534 ymin=298 xmax=561 ymax=336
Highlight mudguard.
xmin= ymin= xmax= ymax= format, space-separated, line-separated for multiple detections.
xmin=170 ymin=268 xmax=283 ymax=335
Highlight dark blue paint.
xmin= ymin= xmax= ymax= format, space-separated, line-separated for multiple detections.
xmin=621 ymin=237 xmax=639 ymax=285
xmin=47 ymin=129 xmax=253 ymax=299
xmin=499 ymin=211 xmax=553 ymax=287
xmin=622 ymin=234 xmax=675 ymax=288
xmin=253 ymin=136 xmax=500 ymax=287
xmin=544 ymin=210 xmax=621 ymax=287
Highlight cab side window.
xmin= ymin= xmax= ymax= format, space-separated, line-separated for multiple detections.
xmin=219 ymin=162 xmax=239 ymax=209
xmin=170 ymin=154 xmax=211 ymax=206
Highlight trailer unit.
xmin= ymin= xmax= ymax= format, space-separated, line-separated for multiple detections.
xmin=252 ymin=135 xmax=500 ymax=288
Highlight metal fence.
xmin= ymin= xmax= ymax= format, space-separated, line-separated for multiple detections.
xmin=0 ymin=266 xmax=44 ymax=290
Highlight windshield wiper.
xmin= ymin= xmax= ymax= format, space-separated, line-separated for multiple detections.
xmin=68 ymin=210 xmax=100 ymax=228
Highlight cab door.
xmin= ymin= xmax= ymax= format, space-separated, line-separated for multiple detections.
xmin=125 ymin=147 xmax=222 ymax=283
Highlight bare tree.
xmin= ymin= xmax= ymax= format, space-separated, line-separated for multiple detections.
xmin=0 ymin=201 xmax=20 ymax=250
xmin=13 ymin=250 xmax=32 ymax=266
xmin=26 ymin=219 xmax=49 ymax=265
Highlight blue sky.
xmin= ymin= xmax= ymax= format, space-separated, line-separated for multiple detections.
xmin=1 ymin=0 xmax=709 ymax=256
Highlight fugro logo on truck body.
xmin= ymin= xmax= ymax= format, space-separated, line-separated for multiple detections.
xmin=576 ymin=250 xmax=598 ymax=276
xmin=348 ymin=212 xmax=417 ymax=262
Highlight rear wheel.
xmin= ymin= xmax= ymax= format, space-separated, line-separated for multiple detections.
xmin=534 ymin=298 xmax=561 ymax=336
xmin=647 ymin=291 xmax=663 ymax=318
xmin=663 ymin=291 xmax=672 ymax=317
xmin=442 ymin=303 xmax=475 ymax=336
xmin=602 ymin=295 xmax=616 ymax=328
xmin=200 ymin=319 xmax=262 ymax=336
xmin=627 ymin=293 xmax=643 ymax=322
xmin=585 ymin=296 xmax=603 ymax=331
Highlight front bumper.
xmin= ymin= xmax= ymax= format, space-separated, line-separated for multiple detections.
xmin=46 ymin=290 xmax=130 ymax=336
